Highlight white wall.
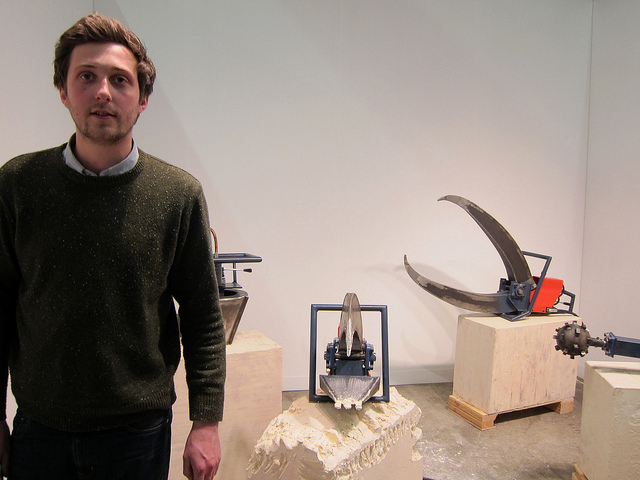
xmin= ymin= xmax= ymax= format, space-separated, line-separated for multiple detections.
xmin=1 ymin=1 xmax=592 ymax=402
xmin=0 ymin=1 xmax=91 ymax=157
xmin=580 ymin=0 xmax=640 ymax=371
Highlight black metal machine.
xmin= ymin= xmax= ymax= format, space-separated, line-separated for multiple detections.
xmin=309 ymin=293 xmax=390 ymax=410
xmin=554 ymin=320 xmax=640 ymax=359
xmin=209 ymin=229 xmax=262 ymax=344
xmin=404 ymin=195 xmax=576 ymax=321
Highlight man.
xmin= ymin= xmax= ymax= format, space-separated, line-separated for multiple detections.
xmin=0 ymin=13 xmax=225 ymax=480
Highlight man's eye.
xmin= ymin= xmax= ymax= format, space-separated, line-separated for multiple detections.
xmin=114 ymin=76 xmax=129 ymax=84
xmin=80 ymin=73 xmax=93 ymax=81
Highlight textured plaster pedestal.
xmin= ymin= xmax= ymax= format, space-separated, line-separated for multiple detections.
xmin=577 ymin=361 xmax=640 ymax=480
xmin=246 ymin=387 xmax=423 ymax=480
xmin=169 ymin=330 xmax=283 ymax=480
xmin=449 ymin=314 xmax=578 ymax=429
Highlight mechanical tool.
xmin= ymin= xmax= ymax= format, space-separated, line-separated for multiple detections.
xmin=309 ymin=293 xmax=390 ymax=409
xmin=404 ymin=195 xmax=576 ymax=321
xmin=210 ymin=228 xmax=262 ymax=344
xmin=554 ymin=320 xmax=640 ymax=359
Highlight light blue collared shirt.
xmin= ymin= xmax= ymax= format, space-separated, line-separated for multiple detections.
xmin=63 ymin=137 xmax=139 ymax=177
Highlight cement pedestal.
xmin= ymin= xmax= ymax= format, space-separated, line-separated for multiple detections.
xmin=450 ymin=314 xmax=578 ymax=429
xmin=578 ymin=361 xmax=640 ymax=480
xmin=247 ymin=387 xmax=423 ymax=480
xmin=170 ymin=330 xmax=283 ymax=480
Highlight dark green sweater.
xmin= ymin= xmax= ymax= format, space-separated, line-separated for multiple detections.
xmin=0 ymin=144 xmax=225 ymax=431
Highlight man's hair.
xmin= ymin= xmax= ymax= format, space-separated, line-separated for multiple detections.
xmin=53 ymin=13 xmax=156 ymax=102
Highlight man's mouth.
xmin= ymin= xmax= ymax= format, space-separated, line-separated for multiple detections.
xmin=91 ymin=109 xmax=116 ymax=117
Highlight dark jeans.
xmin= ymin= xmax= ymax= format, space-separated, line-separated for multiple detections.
xmin=8 ymin=409 xmax=172 ymax=480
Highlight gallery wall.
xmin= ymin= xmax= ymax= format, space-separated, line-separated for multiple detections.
xmin=1 ymin=0 xmax=594 ymax=417
xmin=580 ymin=0 xmax=640 ymax=367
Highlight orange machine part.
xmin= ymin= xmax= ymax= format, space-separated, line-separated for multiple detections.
xmin=530 ymin=276 xmax=564 ymax=313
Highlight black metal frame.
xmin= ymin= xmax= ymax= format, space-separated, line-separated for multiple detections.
xmin=501 ymin=251 xmax=575 ymax=321
xmin=604 ymin=333 xmax=640 ymax=359
xmin=308 ymin=302 xmax=390 ymax=404
xmin=212 ymin=252 xmax=262 ymax=292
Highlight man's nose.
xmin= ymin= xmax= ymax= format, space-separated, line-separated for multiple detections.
xmin=95 ymin=78 xmax=112 ymax=102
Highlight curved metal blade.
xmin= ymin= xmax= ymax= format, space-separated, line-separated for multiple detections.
xmin=404 ymin=256 xmax=516 ymax=314
xmin=319 ymin=375 xmax=381 ymax=410
xmin=439 ymin=195 xmax=532 ymax=284
xmin=339 ymin=293 xmax=363 ymax=357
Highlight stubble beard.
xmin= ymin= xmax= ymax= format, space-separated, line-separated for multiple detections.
xmin=73 ymin=107 xmax=140 ymax=147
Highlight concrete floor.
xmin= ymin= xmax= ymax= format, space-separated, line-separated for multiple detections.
xmin=283 ymin=380 xmax=583 ymax=480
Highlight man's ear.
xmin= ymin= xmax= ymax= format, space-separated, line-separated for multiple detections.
xmin=59 ymin=87 xmax=70 ymax=109
xmin=138 ymin=95 xmax=149 ymax=114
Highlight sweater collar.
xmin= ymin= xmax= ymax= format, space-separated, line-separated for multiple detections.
xmin=62 ymin=134 xmax=139 ymax=177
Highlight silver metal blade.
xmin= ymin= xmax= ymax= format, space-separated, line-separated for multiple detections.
xmin=339 ymin=293 xmax=363 ymax=357
xmin=404 ymin=256 xmax=516 ymax=314
xmin=319 ymin=375 xmax=381 ymax=410
xmin=439 ymin=195 xmax=532 ymax=284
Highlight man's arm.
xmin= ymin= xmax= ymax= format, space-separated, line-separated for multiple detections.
xmin=0 ymin=275 xmax=16 ymax=480
xmin=169 ymin=186 xmax=226 ymax=478
xmin=183 ymin=421 xmax=221 ymax=480
xmin=0 ymin=179 xmax=16 ymax=480
xmin=0 ymin=420 xmax=8 ymax=478
xmin=0 ymin=292 xmax=16 ymax=480
xmin=0 ymin=316 xmax=11 ymax=479
xmin=0 ymin=331 xmax=10 ymax=478
xmin=0 ymin=352 xmax=9 ymax=478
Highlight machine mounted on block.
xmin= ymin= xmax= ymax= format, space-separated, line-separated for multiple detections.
xmin=404 ymin=195 xmax=576 ymax=321
xmin=210 ymin=228 xmax=262 ymax=344
xmin=309 ymin=293 xmax=390 ymax=410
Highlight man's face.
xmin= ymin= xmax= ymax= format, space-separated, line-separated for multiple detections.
xmin=59 ymin=42 xmax=148 ymax=147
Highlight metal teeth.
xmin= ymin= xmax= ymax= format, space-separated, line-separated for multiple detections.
xmin=319 ymin=375 xmax=381 ymax=410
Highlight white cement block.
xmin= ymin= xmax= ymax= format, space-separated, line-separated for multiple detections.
xmin=579 ymin=361 xmax=640 ymax=480
xmin=170 ymin=330 xmax=283 ymax=480
xmin=453 ymin=314 xmax=578 ymax=414
xmin=246 ymin=387 xmax=423 ymax=480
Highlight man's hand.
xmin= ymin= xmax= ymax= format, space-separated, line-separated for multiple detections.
xmin=183 ymin=421 xmax=221 ymax=480
xmin=0 ymin=420 xmax=9 ymax=478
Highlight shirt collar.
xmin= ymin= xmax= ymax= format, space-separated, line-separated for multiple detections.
xmin=63 ymin=135 xmax=139 ymax=177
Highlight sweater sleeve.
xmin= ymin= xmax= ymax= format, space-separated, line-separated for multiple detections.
xmin=0 ymin=289 xmax=15 ymax=422
xmin=0 ymin=181 xmax=18 ymax=422
xmin=169 ymin=186 xmax=226 ymax=422
xmin=0 ymin=299 xmax=10 ymax=420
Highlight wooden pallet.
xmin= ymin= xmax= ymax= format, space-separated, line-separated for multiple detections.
xmin=572 ymin=464 xmax=588 ymax=480
xmin=448 ymin=394 xmax=574 ymax=430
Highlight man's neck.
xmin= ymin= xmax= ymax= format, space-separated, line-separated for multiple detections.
xmin=73 ymin=133 xmax=134 ymax=175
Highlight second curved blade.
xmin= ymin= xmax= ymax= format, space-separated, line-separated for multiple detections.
xmin=439 ymin=195 xmax=532 ymax=284
xmin=404 ymin=256 xmax=516 ymax=314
